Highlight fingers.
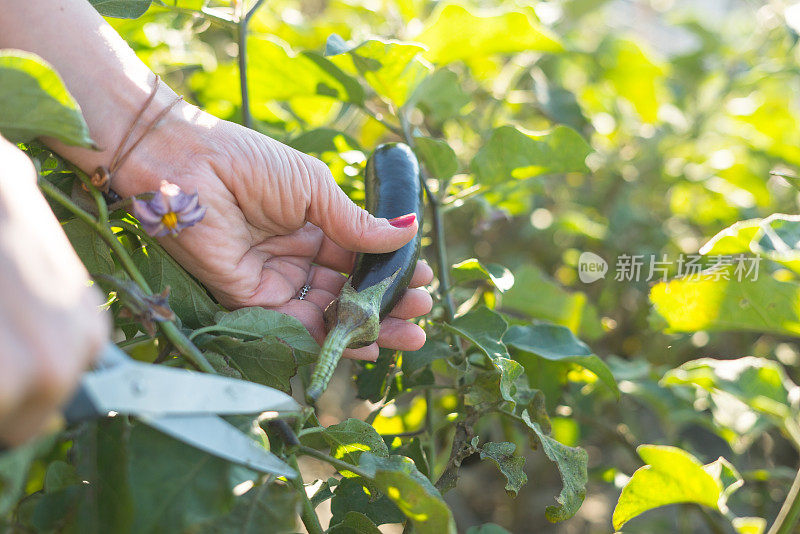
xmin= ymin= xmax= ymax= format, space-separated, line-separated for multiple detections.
xmin=409 ymin=260 xmax=434 ymax=288
xmin=387 ymin=288 xmax=433 ymax=319
xmin=302 ymin=156 xmax=418 ymax=254
xmin=376 ymin=318 xmax=427 ymax=352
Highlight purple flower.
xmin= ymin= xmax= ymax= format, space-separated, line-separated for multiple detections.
xmin=132 ymin=180 xmax=206 ymax=237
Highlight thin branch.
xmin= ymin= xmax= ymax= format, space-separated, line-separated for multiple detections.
xmin=296 ymin=445 xmax=372 ymax=480
xmin=237 ymin=0 xmax=266 ymax=129
xmin=768 ymin=465 xmax=800 ymax=534
xmin=287 ymin=456 xmax=324 ymax=534
xmin=38 ymin=181 xmax=214 ymax=373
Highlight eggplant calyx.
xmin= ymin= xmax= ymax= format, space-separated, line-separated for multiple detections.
xmin=306 ymin=269 xmax=400 ymax=404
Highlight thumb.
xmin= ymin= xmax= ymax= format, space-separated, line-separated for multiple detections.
xmin=306 ymin=166 xmax=418 ymax=253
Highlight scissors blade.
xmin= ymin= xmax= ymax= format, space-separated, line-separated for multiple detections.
xmin=73 ymin=357 xmax=300 ymax=418
xmin=141 ymin=414 xmax=297 ymax=478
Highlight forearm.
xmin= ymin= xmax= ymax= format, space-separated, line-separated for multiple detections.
xmin=0 ymin=0 xmax=195 ymax=195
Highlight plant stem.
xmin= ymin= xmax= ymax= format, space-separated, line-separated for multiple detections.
xmin=38 ymin=180 xmax=215 ymax=373
xmin=398 ymin=114 xmax=455 ymax=321
xmin=768 ymin=464 xmax=800 ymax=534
xmin=237 ymin=0 xmax=266 ymax=129
xmin=296 ymin=445 xmax=372 ymax=480
xmin=188 ymin=325 xmax=261 ymax=341
xmin=287 ymin=456 xmax=324 ymax=534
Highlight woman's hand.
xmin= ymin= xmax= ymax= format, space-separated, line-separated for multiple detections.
xmin=0 ymin=136 xmax=109 ymax=446
xmin=114 ymin=103 xmax=433 ymax=361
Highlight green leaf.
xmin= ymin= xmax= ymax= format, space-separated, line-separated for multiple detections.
xmin=88 ymin=0 xmax=152 ymax=18
xmin=521 ymin=411 xmax=587 ymax=522
xmin=612 ymin=445 xmax=726 ymax=530
xmin=466 ymin=525 xmax=512 ymax=534
xmin=0 ymin=51 xmax=95 ymax=147
xmin=127 ymin=424 xmax=237 ymax=533
xmin=479 ymin=442 xmax=527 ymax=497
xmin=661 ymin=357 xmax=797 ymax=421
xmin=326 ymin=35 xmax=431 ymax=106
xmin=413 ymin=137 xmax=458 ymax=180
xmin=194 ymin=483 xmax=299 ymax=534
xmin=0 ymin=436 xmax=55 ymax=515
xmin=214 ymin=307 xmax=320 ymax=366
xmin=328 ymin=511 xmax=383 ymax=534
xmin=323 ymin=419 xmax=389 ymax=474
xmin=732 ymin=517 xmax=767 ymax=534
xmin=63 ymin=219 xmax=115 ymax=276
xmin=699 ymin=218 xmax=763 ymax=256
xmin=132 ymin=244 xmax=220 ymax=328
xmin=471 ymin=125 xmax=590 ymax=186
xmin=443 ymin=306 xmax=510 ymax=360
xmin=415 ymin=4 xmax=562 ymax=64
xmin=358 ymin=454 xmax=457 ymax=534
xmin=532 ymin=71 xmax=588 ymax=131
xmin=701 ymin=214 xmax=800 ymax=274
xmin=402 ymin=340 xmax=452 ymax=377
xmin=353 ymin=352 xmax=395 ymax=402
xmin=501 ymin=264 xmax=602 ymax=339
xmin=330 ymin=478 xmax=405 ymax=527
xmin=599 ymin=38 xmax=664 ymax=123
xmin=288 ymin=128 xmax=362 ymax=154
xmin=466 ymin=357 xmax=525 ymax=408
xmin=408 ymin=69 xmax=471 ymax=121
xmin=443 ymin=307 xmax=523 ymax=405
xmin=451 ymin=259 xmax=515 ymax=292
xmin=199 ymin=335 xmax=297 ymax=392
xmin=649 ymin=267 xmax=800 ymax=336
xmin=504 ymin=324 xmax=618 ymax=397
xmin=192 ymin=36 xmax=364 ymax=116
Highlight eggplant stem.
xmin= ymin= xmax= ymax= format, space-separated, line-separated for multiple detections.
xmin=306 ymin=324 xmax=355 ymax=404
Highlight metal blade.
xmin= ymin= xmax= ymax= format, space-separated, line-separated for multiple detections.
xmin=141 ymin=414 xmax=297 ymax=478
xmin=77 ymin=360 xmax=300 ymax=417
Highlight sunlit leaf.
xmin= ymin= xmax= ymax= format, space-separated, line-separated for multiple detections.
xmin=504 ymin=324 xmax=618 ymax=397
xmin=661 ymin=357 xmax=798 ymax=421
xmin=612 ymin=445 xmax=734 ymax=530
xmin=323 ymin=419 xmax=389 ymax=476
xmin=326 ymin=35 xmax=431 ymax=106
xmin=650 ymin=267 xmax=800 ymax=336
xmin=451 ymin=258 xmax=515 ymax=292
xmin=0 ymin=51 xmax=95 ymax=147
xmin=415 ymin=4 xmax=562 ymax=64
xmin=599 ymin=38 xmax=664 ymax=123
xmin=520 ymin=411 xmax=587 ymax=522
xmin=359 ymin=454 xmax=457 ymax=534
xmin=471 ymin=125 xmax=590 ymax=186
xmin=330 ymin=478 xmax=404 ymax=527
xmin=701 ymin=214 xmax=800 ymax=274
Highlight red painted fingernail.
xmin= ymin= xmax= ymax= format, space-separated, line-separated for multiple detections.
xmin=388 ymin=213 xmax=416 ymax=228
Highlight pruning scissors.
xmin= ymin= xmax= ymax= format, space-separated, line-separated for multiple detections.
xmin=59 ymin=342 xmax=301 ymax=478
